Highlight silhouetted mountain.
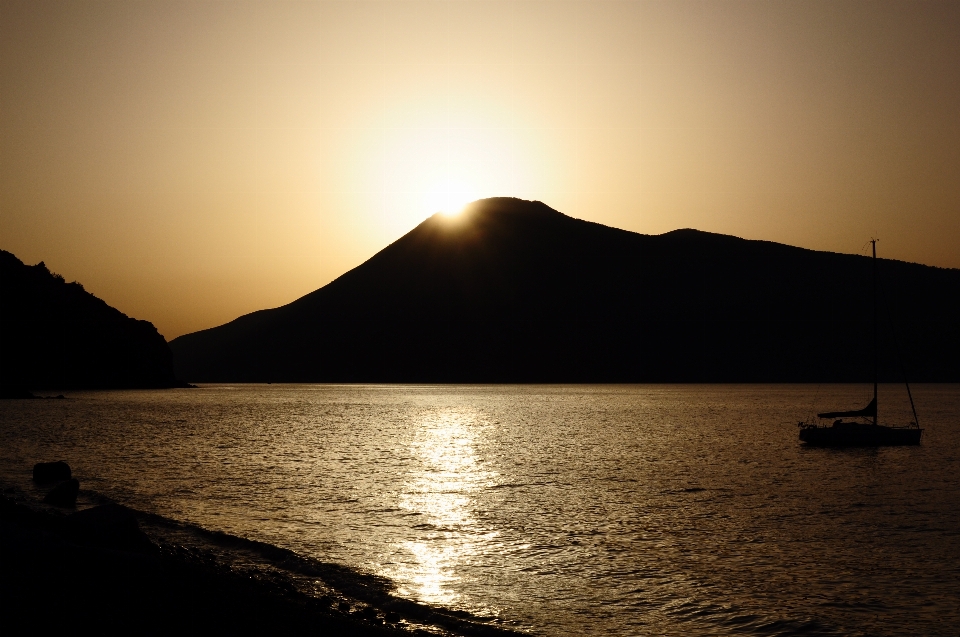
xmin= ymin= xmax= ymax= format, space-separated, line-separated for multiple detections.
xmin=170 ymin=198 xmax=960 ymax=383
xmin=0 ymin=250 xmax=186 ymax=392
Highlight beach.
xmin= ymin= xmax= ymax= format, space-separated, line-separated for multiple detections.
xmin=0 ymin=492 xmax=519 ymax=636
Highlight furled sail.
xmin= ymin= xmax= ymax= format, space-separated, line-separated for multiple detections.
xmin=818 ymin=397 xmax=876 ymax=420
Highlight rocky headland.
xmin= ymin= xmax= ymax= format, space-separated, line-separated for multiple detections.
xmin=0 ymin=250 xmax=189 ymax=394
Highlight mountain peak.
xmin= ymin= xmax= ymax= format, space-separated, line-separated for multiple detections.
xmin=460 ymin=197 xmax=563 ymax=218
xmin=170 ymin=201 xmax=960 ymax=383
xmin=418 ymin=197 xmax=570 ymax=234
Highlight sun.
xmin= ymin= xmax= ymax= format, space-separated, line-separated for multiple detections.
xmin=368 ymin=104 xmax=540 ymax=235
xmin=424 ymin=178 xmax=478 ymax=216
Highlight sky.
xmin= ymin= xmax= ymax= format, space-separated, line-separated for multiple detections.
xmin=2 ymin=0 xmax=958 ymax=340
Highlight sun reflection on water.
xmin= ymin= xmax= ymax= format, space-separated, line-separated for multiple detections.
xmin=393 ymin=409 xmax=497 ymax=607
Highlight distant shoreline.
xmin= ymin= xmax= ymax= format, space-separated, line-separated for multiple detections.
xmin=1 ymin=381 xmax=196 ymax=399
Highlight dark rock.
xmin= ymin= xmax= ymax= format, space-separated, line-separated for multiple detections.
xmin=385 ymin=611 xmax=401 ymax=623
xmin=356 ymin=606 xmax=381 ymax=623
xmin=382 ymin=598 xmax=434 ymax=620
xmin=33 ymin=461 xmax=71 ymax=483
xmin=43 ymin=478 xmax=79 ymax=507
xmin=338 ymin=601 xmax=351 ymax=613
xmin=64 ymin=504 xmax=156 ymax=554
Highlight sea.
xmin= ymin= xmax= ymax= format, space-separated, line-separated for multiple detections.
xmin=2 ymin=384 xmax=958 ymax=636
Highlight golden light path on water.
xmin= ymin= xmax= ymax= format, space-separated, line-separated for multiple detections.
xmin=391 ymin=409 xmax=499 ymax=607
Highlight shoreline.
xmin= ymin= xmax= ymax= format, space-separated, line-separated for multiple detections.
xmin=0 ymin=491 xmax=524 ymax=636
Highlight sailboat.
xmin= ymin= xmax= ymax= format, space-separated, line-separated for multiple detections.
xmin=798 ymin=240 xmax=924 ymax=447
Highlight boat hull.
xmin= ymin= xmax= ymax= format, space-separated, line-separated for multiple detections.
xmin=799 ymin=425 xmax=923 ymax=447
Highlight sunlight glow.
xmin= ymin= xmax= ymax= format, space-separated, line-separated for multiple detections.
xmin=365 ymin=105 xmax=542 ymax=238
xmin=424 ymin=178 xmax=477 ymax=216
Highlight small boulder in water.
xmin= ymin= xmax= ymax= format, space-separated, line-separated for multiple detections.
xmin=33 ymin=461 xmax=71 ymax=483
xmin=43 ymin=478 xmax=79 ymax=507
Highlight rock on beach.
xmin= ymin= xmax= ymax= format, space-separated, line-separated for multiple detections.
xmin=65 ymin=503 xmax=155 ymax=553
xmin=33 ymin=461 xmax=71 ymax=484
xmin=43 ymin=478 xmax=80 ymax=507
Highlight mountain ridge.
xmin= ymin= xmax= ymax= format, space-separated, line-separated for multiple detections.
xmin=170 ymin=198 xmax=960 ymax=383
xmin=0 ymin=249 xmax=187 ymax=393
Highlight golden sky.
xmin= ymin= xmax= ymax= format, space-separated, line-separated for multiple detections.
xmin=2 ymin=1 xmax=958 ymax=339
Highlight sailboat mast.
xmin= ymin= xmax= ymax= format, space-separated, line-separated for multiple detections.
xmin=872 ymin=239 xmax=878 ymax=426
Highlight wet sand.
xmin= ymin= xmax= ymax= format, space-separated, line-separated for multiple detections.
xmin=0 ymin=494 xmax=521 ymax=636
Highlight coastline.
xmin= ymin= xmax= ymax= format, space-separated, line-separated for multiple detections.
xmin=0 ymin=491 xmax=524 ymax=636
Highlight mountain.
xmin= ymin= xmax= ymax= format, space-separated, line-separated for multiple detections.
xmin=0 ymin=250 xmax=187 ymax=393
xmin=170 ymin=198 xmax=960 ymax=383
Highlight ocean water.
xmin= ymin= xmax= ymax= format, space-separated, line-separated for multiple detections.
xmin=2 ymin=384 xmax=958 ymax=636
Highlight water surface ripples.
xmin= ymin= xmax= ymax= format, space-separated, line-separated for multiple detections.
xmin=2 ymin=384 xmax=959 ymax=635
